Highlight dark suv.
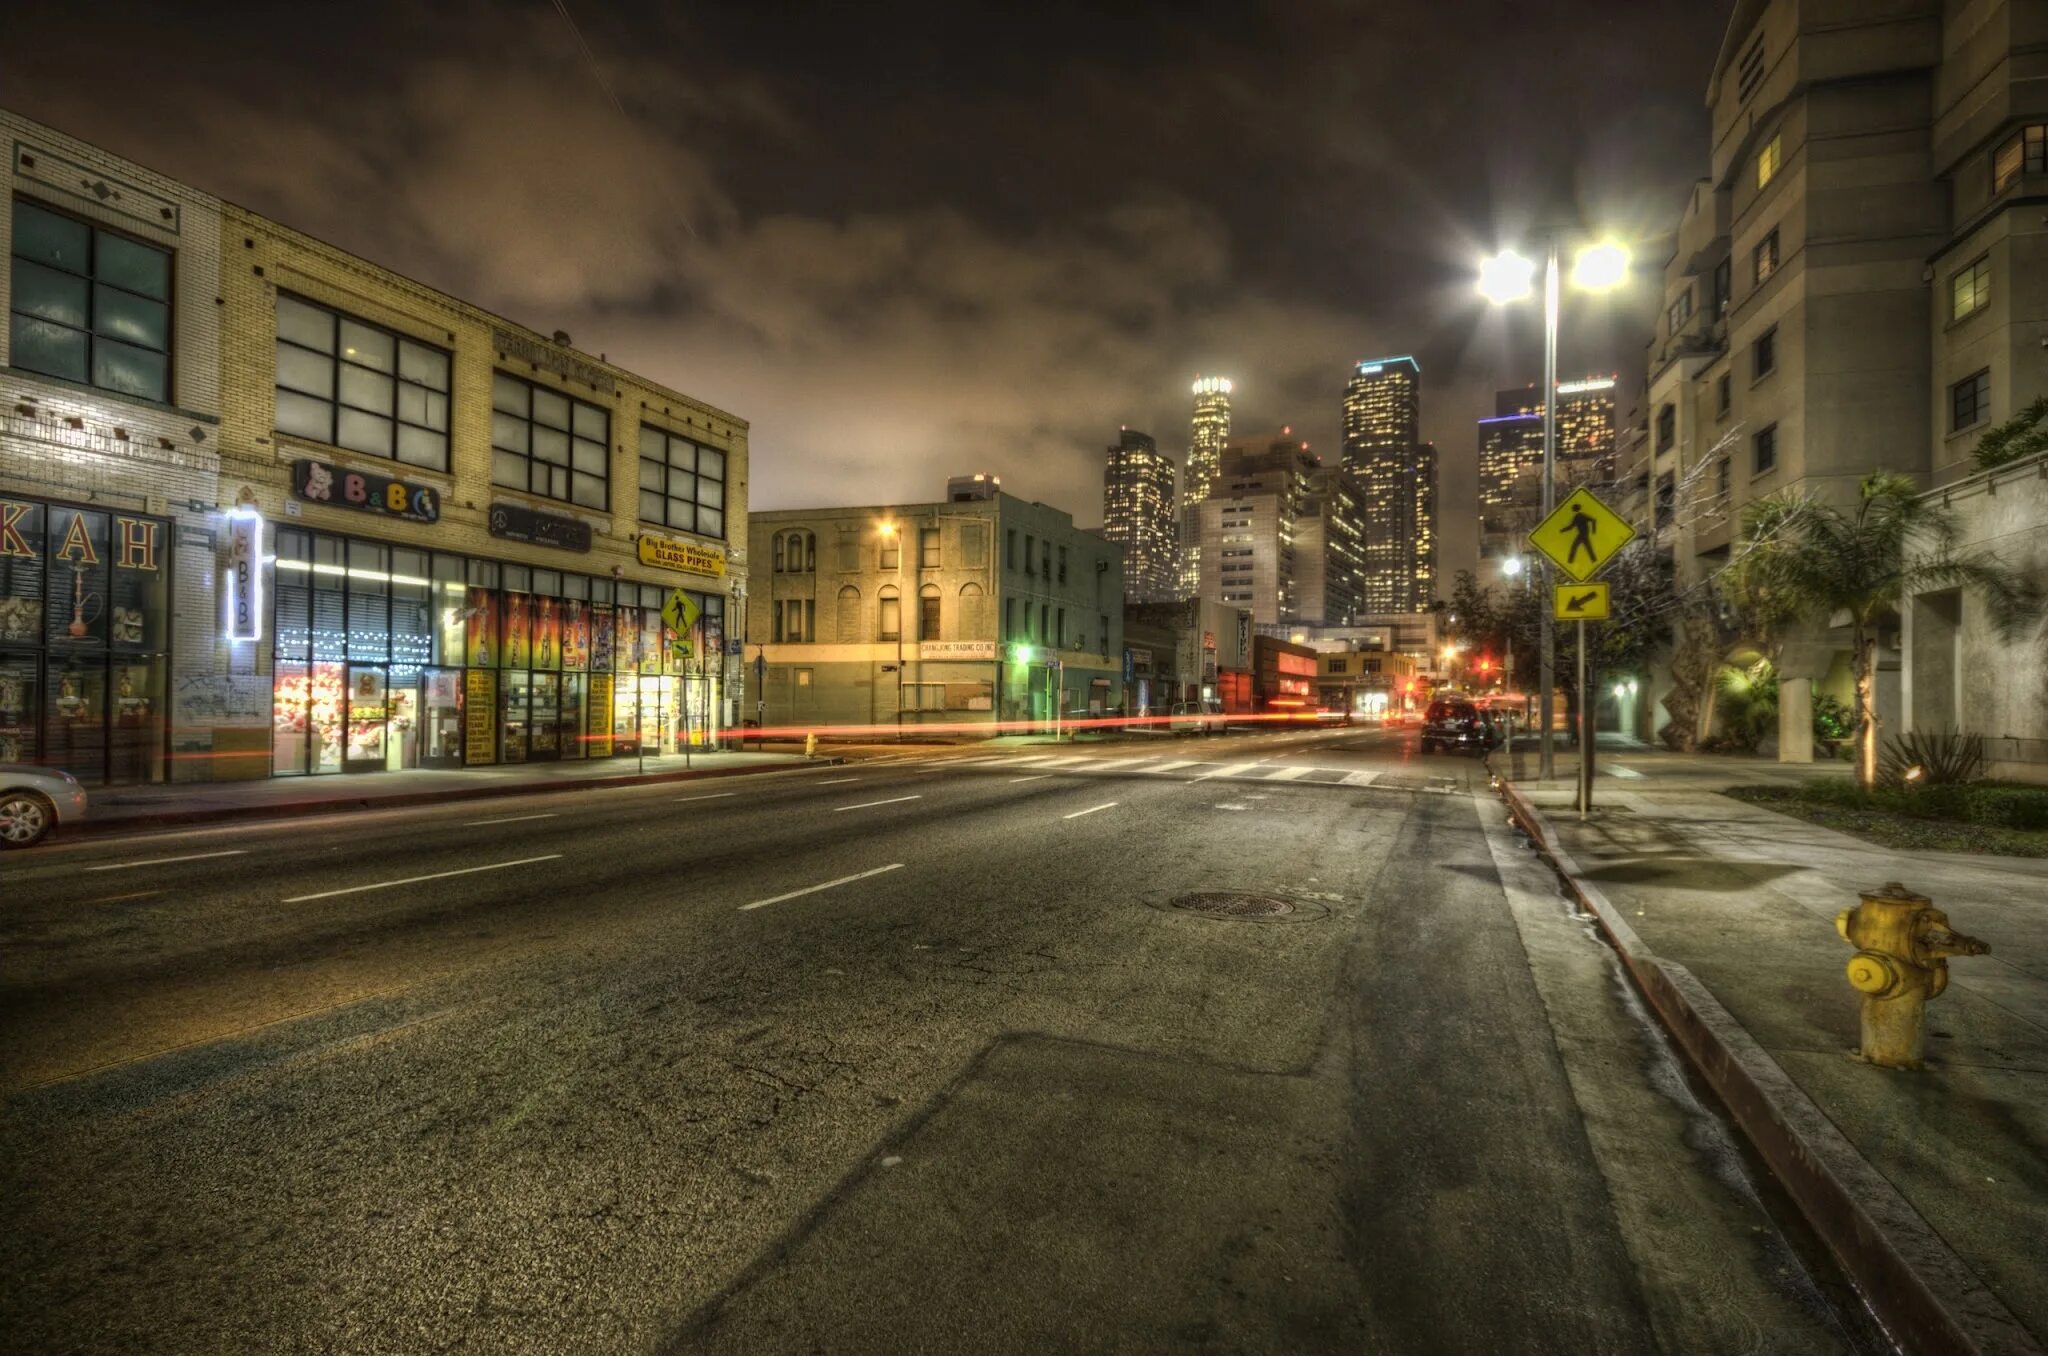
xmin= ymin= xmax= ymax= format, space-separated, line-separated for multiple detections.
xmin=1419 ymin=696 xmax=1498 ymax=756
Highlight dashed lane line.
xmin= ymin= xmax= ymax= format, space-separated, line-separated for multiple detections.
xmin=832 ymin=795 xmax=923 ymax=812
xmin=463 ymin=812 xmax=561 ymax=826
xmin=739 ymin=862 xmax=904 ymax=912
xmin=1062 ymin=802 xmax=1119 ymax=820
xmin=83 ymin=849 xmax=248 ymax=873
xmin=282 ymin=854 xmax=564 ymax=903
xmin=673 ymin=792 xmax=737 ymax=803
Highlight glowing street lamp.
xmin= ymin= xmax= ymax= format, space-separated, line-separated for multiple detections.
xmin=1477 ymin=232 xmax=1634 ymax=781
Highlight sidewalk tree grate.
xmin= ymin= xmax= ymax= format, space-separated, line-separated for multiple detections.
xmin=1169 ymin=892 xmax=1295 ymax=919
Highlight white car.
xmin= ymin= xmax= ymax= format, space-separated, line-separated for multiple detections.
xmin=0 ymin=765 xmax=89 ymax=848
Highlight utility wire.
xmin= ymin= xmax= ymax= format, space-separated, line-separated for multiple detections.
xmin=549 ymin=0 xmax=699 ymax=240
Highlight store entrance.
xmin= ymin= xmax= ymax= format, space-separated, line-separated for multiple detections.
xmin=421 ymin=668 xmax=462 ymax=769
xmin=344 ymin=666 xmax=388 ymax=773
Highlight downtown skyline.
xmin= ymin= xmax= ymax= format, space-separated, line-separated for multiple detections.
xmin=0 ymin=0 xmax=1730 ymax=585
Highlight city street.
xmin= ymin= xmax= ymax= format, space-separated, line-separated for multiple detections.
xmin=1 ymin=725 xmax=1875 ymax=1354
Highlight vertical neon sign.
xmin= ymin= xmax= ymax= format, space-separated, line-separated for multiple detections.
xmin=226 ymin=505 xmax=264 ymax=641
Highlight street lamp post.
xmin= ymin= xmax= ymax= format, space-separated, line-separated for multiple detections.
xmin=1478 ymin=235 xmax=1630 ymax=782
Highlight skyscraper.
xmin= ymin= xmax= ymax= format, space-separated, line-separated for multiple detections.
xmin=1342 ymin=356 xmax=1436 ymax=612
xmin=1179 ymin=376 xmax=1233 ymax=595
xmin=1478 ymin=376 xmax=1619 ymax=574
xmin=1188 ymin=433 xmax=1318 ymax=625
xmin=1101 ymin=427 xmax=1179 ymax=603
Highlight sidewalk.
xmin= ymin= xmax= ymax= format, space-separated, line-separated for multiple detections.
xmin=1501 ymin=763 xmax=2047 ymax=1353
xmin=78 ymin=749 xmax=819 ymax=833
xmin=1496 ymin=737 xmax=1857 ymax=793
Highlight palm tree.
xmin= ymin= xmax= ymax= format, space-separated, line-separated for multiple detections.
xmin=1728 ymin=471 xmax=2042 ymax=787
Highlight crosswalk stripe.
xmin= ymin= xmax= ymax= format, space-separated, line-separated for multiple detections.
xmin=1204 ymin=763 xmax=1263 ymax=780
xmin=1006 ymin=755 xmax=1058 ymax=766
xmin=1151 ymin=760 xmax=1198 ymax=773
xmin=1340 ymin=770 xmax=1381 ymax=786
xmin=1262 ymin=766 xmax=1311 ymax=781
xmin=1605 ymin=765 xmax=1646 ymax=778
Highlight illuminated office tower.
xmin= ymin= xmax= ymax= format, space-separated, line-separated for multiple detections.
xmin=1179 ymin=375 xmax=1233 ymax=595
xmin=1101 ymin=428 xmax=1179 ymax=603
xmin=1341 ymin=356 xmax=1434 ymax=612
xmin=1495 ymin=375 xmax=1618 ymax=482
xmin=1479 ymin=376 xmax=1618 ymax=574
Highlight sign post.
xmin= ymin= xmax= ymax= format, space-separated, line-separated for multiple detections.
xmin=1527 ymin=488 xmax=1636 ymax=819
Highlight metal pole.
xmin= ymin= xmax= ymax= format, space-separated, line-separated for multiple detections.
xmin=1539 ymin=239 xmax=1560 ymax=782
xmin=1576 ymin=618 xmax=1591 ymax=818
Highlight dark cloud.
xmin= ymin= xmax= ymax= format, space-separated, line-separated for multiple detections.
xmin=2 ymin=0 xmax=1730 ymax=583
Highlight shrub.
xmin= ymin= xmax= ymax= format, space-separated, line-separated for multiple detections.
xmin=1798 ymin=778 xmax=1874 ymax=809
xmin=1811 ymin=694 xmax=1854 ymax=743
xmin=1966 ymin=785 xmax=2048 ymax=830
xmin=1880 ymin=729 xmax=1986 ymax=787
xmin=1902 ymin=783 xmax=1970 ymax=821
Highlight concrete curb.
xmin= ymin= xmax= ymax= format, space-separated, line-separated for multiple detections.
xmin=74 ymin=757 xmax=847 ymax=837
xmin=1497 ymin=776 xmax=2043 ymax=1356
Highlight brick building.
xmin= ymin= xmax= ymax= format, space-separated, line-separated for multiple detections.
xmin=2 ymin=109 xmax=748 ymax=783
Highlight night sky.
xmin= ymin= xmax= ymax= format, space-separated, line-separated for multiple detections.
xmin=5 ymin=0 xmax=1731 ymax=582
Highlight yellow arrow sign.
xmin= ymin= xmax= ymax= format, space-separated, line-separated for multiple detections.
xmin=1553 ymin=582 xmax=1610 ymax=621
xmin=1527 ymin=487 xmax=1637 ymax=582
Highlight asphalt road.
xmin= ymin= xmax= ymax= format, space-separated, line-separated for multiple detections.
xmin=0 ymin=725 xmax=1877 ymax=1354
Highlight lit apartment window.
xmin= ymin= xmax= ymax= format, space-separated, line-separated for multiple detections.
xmin=1992 ymin=125 xmax=2045 ymax=194
xmin=1951 ymin=369 xmax=1991 ymax=432
xmin=637 ymin=425 xmax=725 ymax=537
xmin=1950 ymin=256 xmax=1990 ymax=322
xmin=1753 ymin=229 xmax=1779 ymax=285
xmin=1717 ymin=373 xmax=1732 ymax=417
xmin=1655 ymin=404 xmax=1675 ymax=452
xmin=491 ymin=372 xmax=608 ymax=509
xmin=1753 ymin=327 xmax=1777 ymax=380
xmin=9 ymin=197 xmax=171 ymax=403
xmin=1753 ymin=424 xmax=1778 ymax=476
xmin=1756 ymin=134 xmax=1782 ymax=189
xmin=1667 ymin=288 xmax=1693 ymax=334
xmin=275 ymin=294 xmax=450 ymax=470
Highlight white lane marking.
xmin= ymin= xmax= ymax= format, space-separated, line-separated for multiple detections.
xmin=817 ymin=777 xmax=860 ymax=785
xmin=1197 ymin=763 xmax=1262 ymax=782
xmin=1009 ymin=774 xmax=1053 ymax=783
xmin=1037 ymin=756 xmax=1091 ymax=767
xmin=1005 ymin=755 xmax=1058 ymax=766
xmin=833 ymin=795 xmax=922 ymax=812
xmin=283 ymin=854 xmax=562 ymax=903
xmin=1151 ymin=760 xmax=1197 ymax=774
xmin=1214 ymin=803 xmax=1249 ymax=811
xmin=740 ymin=862 xmax=904 ymax=911
xmin=1340 ymin=770 xmax=1381 ymax=786
xmin=1062 ymin=802 xmax=1118 ymax=820
xmin=949 ymin=756 xmax=1009 ymax=766
xmin=463 ymin=812 xmax=561 ymax=826
xmin=673 ymin=792 xmax=737 ymax=803
xmin=84 ymin=849 xmax=248 ymax=872
xmin=1606 ymin=766 xmax=1646 ymax=779
xmin=1263 ymin=766 xmax=1311 ymax=782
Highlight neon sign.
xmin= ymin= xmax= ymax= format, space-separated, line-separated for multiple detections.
xmin=225 ymin=505 xmax=264 ymax=641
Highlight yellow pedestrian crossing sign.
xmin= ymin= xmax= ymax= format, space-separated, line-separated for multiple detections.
xmin=1554 ymin=582 xmax=1610 ymax=621
xmin=1527 ymin=487 xmax=1636 ymax=583
xmin=662 ymin=588 xmax=701 ymax=656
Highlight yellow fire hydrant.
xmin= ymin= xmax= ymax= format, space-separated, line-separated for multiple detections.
xmin=804 ymin=732 xmax=818 ymax=758
xmin=1835 ymin=882 xmax=1988 ymax=1069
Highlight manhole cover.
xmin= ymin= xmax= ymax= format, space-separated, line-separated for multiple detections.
xmin=1170 ymin=891 xmax=1296 ymax=919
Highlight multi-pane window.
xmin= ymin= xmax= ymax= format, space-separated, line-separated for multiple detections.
xmin=774 ymin=599 xmax=814 ymax=642
xmin=636 ymin=424 xmax=725 ymax=537
xmin=1754 ymin=327 xmax=1777 ymax=379
xmin=880 ymin=533 xmax=900 ymax=570
xmin=773 ymin=530 xmax=814 ymax=573
xmin=9 ymin=198 xmax=171 ymax=403
xmin=1951 ymin=369 xmax=1992 ymax=432
xmin=920 ymin=528 xmax=940 ymax=568
xmin=1753 ymin=229 xmax=1779 ymax=285
xmin=492 ymin=373 xmax=609 ymax=510
xmin=1951 ymin=256 xmax=1990 ymax=322
xmin=1667 ymin=288 xmax=1693 ymax=335
xmin=1993 ymin=125 xmax=2044 ymax=194
xmin=878 ymin=588 xmax=901 ymax=641
xmin=919 ymin=586 xmax=940 ymax=639
xmin=1756 ymin=135 xmax=1782 ymax=189
xmin=274 ymin=294 xmax=450 ymax=470
xmin=1754 ymin=424 xmax=1778 ymax=475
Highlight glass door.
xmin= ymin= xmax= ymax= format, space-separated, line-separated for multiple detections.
xmin=343 ymin=665 xmax=388 ymax=772
xmin=501 ymin=670 xmax=532 ymax=763
xmin=387 ymin=677 xmax=420 ymax=771
xmin=559 ymin=673 xmax=586 ymax=760
xmin=421 ymin=668 xmax=463 ymax=769
xmin=528 ymin=672 xmax=561 ymax=761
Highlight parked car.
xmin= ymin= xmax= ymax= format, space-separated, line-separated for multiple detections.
xmin=0 ymin=765 xmax=89 ymax=848
xmin=1418 ymin=697 xmax=1500 ymax=756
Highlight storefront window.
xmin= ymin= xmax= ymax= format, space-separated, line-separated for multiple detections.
xmin=0 ymin=495 xmax=169 ymax=784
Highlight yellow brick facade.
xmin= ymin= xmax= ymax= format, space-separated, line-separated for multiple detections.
xmin=215 ymin=203 xmax=748 ymax=609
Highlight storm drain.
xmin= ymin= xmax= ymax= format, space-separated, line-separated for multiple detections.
xmin=1169 ymin=891 xmax=1296 ymax=919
